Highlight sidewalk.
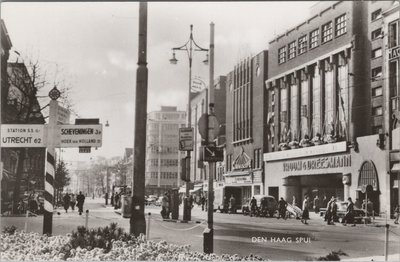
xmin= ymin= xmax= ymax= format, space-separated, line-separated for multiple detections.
xmin=342 ymin=253 xmax=400 ymax=261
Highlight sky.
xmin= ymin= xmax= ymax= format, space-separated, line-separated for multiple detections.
xmin=1 ymin=1 xmax=318 ymax=164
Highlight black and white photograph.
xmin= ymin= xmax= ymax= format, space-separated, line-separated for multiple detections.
xmin=0 ymin=0 xmax=399 ymax=261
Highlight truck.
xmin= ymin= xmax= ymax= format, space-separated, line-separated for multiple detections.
xmin=213 ymin=186 xmax=242 ymax=213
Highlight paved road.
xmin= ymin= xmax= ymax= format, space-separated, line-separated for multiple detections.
xmin=2 ymin=198 xmax=400 ymax=261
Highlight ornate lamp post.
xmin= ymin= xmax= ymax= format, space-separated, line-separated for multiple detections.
xmin=170 ymin=24 xmax=208 ymax=221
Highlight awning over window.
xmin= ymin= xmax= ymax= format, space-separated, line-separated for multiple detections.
xmin=392 ymin=163 xmax=400 ymax=173
xmin=223 ymin=171 xmax=251 ymax=177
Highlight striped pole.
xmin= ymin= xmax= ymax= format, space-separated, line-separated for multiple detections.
xmin=43 ymin=149 xmax=55 ymax=235
xmin=43 ymin=99 xmax=58 ymax=235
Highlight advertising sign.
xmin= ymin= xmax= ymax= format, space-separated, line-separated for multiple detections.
xmin=56 ymin=104 xmax=70 ymax=124
xmin=56 ymin=124 xmax=102 ymax=148
xmin=1 ymin=124 xmax=46 ymax=147
xmin=179 ymin=127 xmax=193 ymax=151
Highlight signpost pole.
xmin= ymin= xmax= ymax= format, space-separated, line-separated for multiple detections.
xmin=204 ymin=22 xmax=215 ymax=254
xmin=43 ymin=99 xmax=58 ymax=235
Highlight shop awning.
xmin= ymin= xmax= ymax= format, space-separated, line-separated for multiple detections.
xmin=392 ymin=163 xmax=400 ymax=173
xmin=223 ymin=171 xmax=251 ymax=177
xmin=190 ymin=187 xmax=202 ymax=193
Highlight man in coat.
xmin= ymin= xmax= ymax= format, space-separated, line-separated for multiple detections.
xmin=76 ymin=191 xmax=85 ymax=215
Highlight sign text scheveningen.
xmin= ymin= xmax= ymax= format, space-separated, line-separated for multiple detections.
xmin=283 ymin=154 xmax=351 ymax=172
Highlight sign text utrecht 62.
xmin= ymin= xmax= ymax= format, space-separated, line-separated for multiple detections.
xmin=56 ymin=124 xmax=102 ymax=148
xmin=1 ymin=124 xmax=46 ymax=147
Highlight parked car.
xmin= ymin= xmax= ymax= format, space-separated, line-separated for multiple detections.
xmin=242 ymin=195 xmax=278 ymax=217
xmin=146 ymin=195 xmax=158 ymax=205
xmin=319 ymin=201 xmax=366 ymax=223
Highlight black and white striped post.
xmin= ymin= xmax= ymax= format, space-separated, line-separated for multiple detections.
xmin=43 ymin=87 xmax=61 ymax=235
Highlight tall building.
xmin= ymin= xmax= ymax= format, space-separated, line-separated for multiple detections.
xmin=145 ymin=106 xmax=186 ymax=196
xmin=379 ymin=1 xmax=400 ymax=214
xmin=263 ymin=1 xmax=397 ymax=215
xmin=222 ymin=50 xmax=268 ymax=207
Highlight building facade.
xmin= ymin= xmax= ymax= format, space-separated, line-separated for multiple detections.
xmin=263 ymin=1 xmax=397 ymax=216
xmin=221 ymin=50 xmax=268 ymax=207
xmin=145 ymin=106 xmax=186 ymax=196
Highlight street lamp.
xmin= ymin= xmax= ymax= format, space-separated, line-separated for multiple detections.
xmin=170 ymin=24 xmax=208 ymax=221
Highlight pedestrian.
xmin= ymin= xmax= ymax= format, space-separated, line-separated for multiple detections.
xmin=325 ymin=196 xmax=334 ymax=225
xmin=161 ymin=193 xmax=169 ymax=219
xmin=301 ymin=196 xmax=310 ymax=224
xmin=361 ymin=199 xmax=367 ymax=211
xmin=70 ymin=193 xmax=76 ymax=211
xmin=223 ymin=196 xmax=229 ymax=213
xmin=394 ymin=204 xmax=400 ymax=224
xmin=114 ymin=193 xmax=120 ymax=209
xmin=111 ymin=193 xmax=115 ymax=206
xmin=229 ymin=195 xmax=236 ymax=214
xmin=322 ymin=195 xmax=328 ymax=209
xmin=354 ymin=198 xmax=362 ymax=209
xmin=330 ymin=197 xmax=338 ymax=225
xmin=105 ymin=192 xmax=109 ymax=205
xmin=189 ymin=194 xmax=194 ymax=209
xmin=250 ymin=196 xmax=258 ymax=217
xmin=313 ymin=195 xmax=320 ymax=214
xmin=367 ymin=199 xmax=375 ymax=220
xmin=63 ymin=193 xmax=71 ymax=213
xmin=201 ymin=195 xmax=206 ymax=211
xmin=76 ymin=191 xmax=85 ymax=215
xmin=292 ymin=196 xmax=297 ymax=207
xmin=277 ymin=197 xmax=287 ymax=219
xmin=342 ymin=197 xmax=355 ymax=226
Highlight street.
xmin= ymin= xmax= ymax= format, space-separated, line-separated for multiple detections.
xmin=1 ymin=197 xmax=399 ymax=261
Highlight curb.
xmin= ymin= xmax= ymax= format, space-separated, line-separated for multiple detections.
xmin=162 ymin=219 xmax=203 ymax=224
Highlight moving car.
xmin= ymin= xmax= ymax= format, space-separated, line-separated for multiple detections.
xmin=319 ymin=201 xmax=366 ymax=223
xmin=145 ymin=195 xmax=158 ymax=205
xmin=242 ymin=195 xmax=278 ymax=217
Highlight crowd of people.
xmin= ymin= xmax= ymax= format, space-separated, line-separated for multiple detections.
xmin=62 ymin=191 xmax=86 ymax=215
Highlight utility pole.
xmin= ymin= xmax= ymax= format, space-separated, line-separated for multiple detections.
xmin=130 ymin=1 xmax=147 ymax=236
xmin=204 ymin=22 xmax=215 ymax=254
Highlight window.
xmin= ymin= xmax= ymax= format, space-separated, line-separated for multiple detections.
xmin=372 ymin=125 xmax=383 ymax=135
xmin=290 ymin=79 xmax=299 ymax=141
xmin=372 ymin=86 xmax=383 ymax=97
xmin=288 ymin=41 xmax=296 ymax=60
xmin=371 ymin=9 xmax=382 ymax=21
xmin=371 ymin=28 xmax=382 ymax=40
xmin=322 ymin=22 xmax=333 ymax=43
xmin=312 ymin=66 xmax=321 ymax=136
xmin=372 ymin=48 xmax=382 ymax=59
xmin=335 ymin=14 xmax=347 ymax=36
xmin=298 ymin=35 xmax=307 ymax=55
xmin=372 ymin=67 xmax=382 ymax=79
xmin=310 ymin=29 xmax=319 ymax=49
xmin=388 ymin=21 xmax=398 ymax=48
xmin=372 ymin=106 xmax=383 ymax=116
xmin=278 ymin=46 xmax=287 ymax=64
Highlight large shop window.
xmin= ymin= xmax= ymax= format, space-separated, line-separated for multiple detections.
xmin=312 ymin=66 xmax=321 ymax=136
xmin=324 ymin=60 xmax=334 ymax=134
xmin=280 ymin=81 xmax=288 ymax=143
xmin=388 ymin=20 xmax=398 ymax=48
xmin=358 ymin=161 xmax=379 ymax=191
xmin=337 ymin=53 xmax=349 ymax=139
xmin=300 ymin=71 xmax=309 ymax=138
xmin=290 ymin=77 xmax=299 ymax=140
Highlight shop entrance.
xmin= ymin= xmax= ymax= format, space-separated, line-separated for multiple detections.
xmin=283 ymin=174 xmax=343 ymax=209
xmin=357 ymin=161 xmax=380 ymax=215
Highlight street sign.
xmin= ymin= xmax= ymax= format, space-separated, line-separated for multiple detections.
xmin=1 ymin=124 xmax=46 ymax=147
xmin=179 ymin=127 xmax=193 ymax=151
xmin=56 ymin=104 xmax=70 ymax=125
xmin=200 ymin=146 xmax=223 ymax=162
xmin=198 ymin=113 xmax=220 ymax=143
xmin=56 ymin=124 xmax=102 ymax=148
xmin=79 ymin=147 xmax=91 ymax=153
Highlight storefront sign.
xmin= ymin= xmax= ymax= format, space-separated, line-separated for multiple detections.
xmin=388 ymin=46 xmax=400 ymax=61
xmin=225 ymin=175 xmax=252 ymax=184
xmin=282 ymin=154 xmax=351 ymax=172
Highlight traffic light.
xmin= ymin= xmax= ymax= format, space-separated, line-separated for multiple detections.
xmin=180 ymin=157 xmax=190 ymax=182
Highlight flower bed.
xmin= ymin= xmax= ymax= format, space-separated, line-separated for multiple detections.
xmin=1 ymin=224 xmax=265 ymax=261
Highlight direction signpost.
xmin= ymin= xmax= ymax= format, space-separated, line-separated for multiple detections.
xmin=0 ymin=86 xmax=103 ymax=235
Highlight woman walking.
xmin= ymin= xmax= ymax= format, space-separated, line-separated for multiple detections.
xmin=63 ymin=193 xmax=71 ymax=213
xmin=301 ymin=196 xmax=310 ymax=224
